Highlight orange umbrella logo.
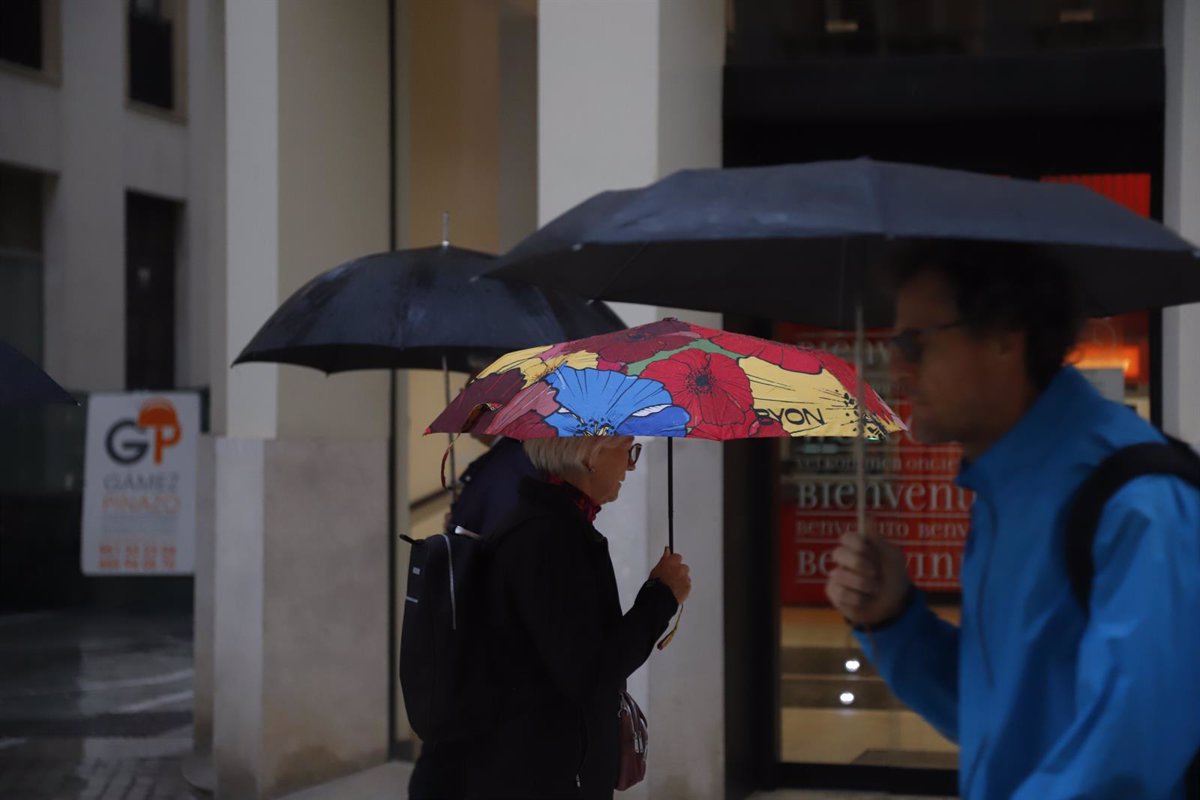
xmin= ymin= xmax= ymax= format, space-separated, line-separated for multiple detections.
xmin=136 ymin=399 xmax=182 ymax=465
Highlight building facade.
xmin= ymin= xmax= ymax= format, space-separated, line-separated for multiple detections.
xmin=1 ymin=1 xmax=1197 ymax=798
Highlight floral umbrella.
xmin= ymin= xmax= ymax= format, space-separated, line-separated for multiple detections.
xmin=431 ymin=318 xmax=901 ymax=441
xmin=428 ymin=318 xmax=904 ymax=535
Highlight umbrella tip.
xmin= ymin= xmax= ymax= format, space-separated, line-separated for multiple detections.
xmin=442 ymin=211 xmax=450 ymax=248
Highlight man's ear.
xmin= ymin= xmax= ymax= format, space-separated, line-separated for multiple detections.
xmin=993 ymin=327 xmax=1025 ymax=359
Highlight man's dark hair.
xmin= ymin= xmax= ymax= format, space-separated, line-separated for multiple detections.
xmin=892 ymin=241 xmax=1086 ymax=390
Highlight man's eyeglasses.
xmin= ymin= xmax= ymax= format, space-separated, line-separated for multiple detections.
xmin=628 ymin=442 xmax=643 ymax=468
xmin=889 ymin=321 xmax=966 ymax=363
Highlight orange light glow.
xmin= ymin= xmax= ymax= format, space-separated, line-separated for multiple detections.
xmin=1072 ymin=343 xmax=1142 ymax=381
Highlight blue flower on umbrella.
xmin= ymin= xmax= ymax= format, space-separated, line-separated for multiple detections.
xmin=545 ymin=368 xmax=690 ymax=437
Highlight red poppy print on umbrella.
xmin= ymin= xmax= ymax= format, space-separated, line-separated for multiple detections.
xmin=710 ymin=331 xmax=823 ymax=375
xmin=640 ymin=350 xmax=754 ymax=440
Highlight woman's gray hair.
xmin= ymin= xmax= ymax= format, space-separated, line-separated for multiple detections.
xmin=524 ymin=436 xmax=633 ymax=478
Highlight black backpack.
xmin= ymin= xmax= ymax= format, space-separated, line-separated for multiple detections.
xmin=399 ymin=527 xmax=501 ymax=743
xmin=1064 ymin=433 xmax=1200 ymax=797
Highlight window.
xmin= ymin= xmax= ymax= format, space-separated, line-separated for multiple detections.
xmin=0 ymin=165 xmax=46 ymax=365
xmin=128 ymin=0 xmax=182 ymax=112
xmin=125 ymin=192 xmax=180 ymax=390
xmin=0 ymin=0 xmax=43 ymax=70
xmin=727 ymin=0 xmax=1160 ymax=63
xmin=775 ymin=322 xmax=962 ymax=775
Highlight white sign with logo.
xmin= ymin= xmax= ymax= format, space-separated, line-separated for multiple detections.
xmin=81 ymin=392 xmax=200 ymax=575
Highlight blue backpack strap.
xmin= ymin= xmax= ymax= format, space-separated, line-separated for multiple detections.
xmin=1064 ymin=434 xmax=1200 ymax=798
xmin=1065 ymin=434 xmax=1200 ymax=611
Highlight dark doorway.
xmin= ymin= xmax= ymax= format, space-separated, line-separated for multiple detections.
xmin=125 ymin=192 xmax=180 ymax=391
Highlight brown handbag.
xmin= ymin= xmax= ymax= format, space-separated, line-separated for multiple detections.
xmin=616 ymin=690 xmax=648 ymax=791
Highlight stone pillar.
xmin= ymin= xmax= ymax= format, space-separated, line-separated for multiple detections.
xmin=1163 ymin=0 xmax=1200 ymax=448
xmin=184 ymin=0 xmax=226 ymax=788
xmin=539 ymin=2 xmax=727 ymax=796
xmin=213 ymin=1 xmax=394 ymax=796
xmin=44 ymin=0 xmax=125 ymax=389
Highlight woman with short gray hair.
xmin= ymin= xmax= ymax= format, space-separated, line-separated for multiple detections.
xmin=467 ymin=434 xmax=691 ymax=799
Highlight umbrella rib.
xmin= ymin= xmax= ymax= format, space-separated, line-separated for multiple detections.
xmin=590 ymin=241 xmax=650 ymax=305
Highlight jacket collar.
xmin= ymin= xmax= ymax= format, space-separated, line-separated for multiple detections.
xmin=545 ymin=475 xmax=602 ymax=523
xmin=957 ymin=366 xmax=1104 ymax=496
xmin=518 ymin=477 xmax=606 ymax=537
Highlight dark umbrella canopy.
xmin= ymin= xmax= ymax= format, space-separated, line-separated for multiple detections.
xmin=234 ymin=245 xmax=625 ymax=373
xmin=0 ymin=342 xmax=75 ymax=405
xmin=491 ymin=158 xmax=1200 ymax=328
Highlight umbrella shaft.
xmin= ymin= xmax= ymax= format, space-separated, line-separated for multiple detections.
xmin=668 ymin=438 xmax=675 ymax=553
xmin=855 ymin=302 xmax=866 ymax=537
xmin=443 ymin=355 xmax=457 ymax=498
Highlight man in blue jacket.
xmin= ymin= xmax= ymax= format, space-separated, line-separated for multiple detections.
xmin=826 ymin=242 xmax=1200 ymax=799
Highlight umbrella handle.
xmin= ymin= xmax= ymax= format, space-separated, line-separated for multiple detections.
xmin=656 ymin=437 xmax=680 ymax=650
xmin=440 ymin=435 xmax=459 ymax=493
xmin=442 ymin=354 xmax=458 ymax=499
xmin=656 ymin=603 xmax=683 ymax=651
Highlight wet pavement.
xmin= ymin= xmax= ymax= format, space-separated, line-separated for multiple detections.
xmin=0 ymin=611 xmax=197 ymax=799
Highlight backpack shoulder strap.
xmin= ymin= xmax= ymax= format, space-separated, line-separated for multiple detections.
xmin=1065 ymin=435 xmax=1200 ymax=611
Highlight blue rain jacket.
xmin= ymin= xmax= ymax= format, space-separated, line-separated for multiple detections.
xmin=858 ymin=367 xmax=1200 ymax=799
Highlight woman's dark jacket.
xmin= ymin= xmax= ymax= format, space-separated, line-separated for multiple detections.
xmin=467 ymin=478 xmax=678 ymax=800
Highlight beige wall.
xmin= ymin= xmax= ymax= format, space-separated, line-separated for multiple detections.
xmin=275 ymin=0 xmax=390 ymax=440
xmin=400 ymin=0 xmax=540 ymax=538
xmin=406 ymin=0 xmax=501 ymax=254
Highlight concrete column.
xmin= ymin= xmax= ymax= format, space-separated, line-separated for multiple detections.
xmin=180 ymin=0 xmax=226 ymax=393
xmin=1163 ymin=0 xmax=1200 ymax=448
xmin=44 ymin=0 xmax=125 ymax=389
xmin=539 ymin=2 xmax=726 ymax=797
xmin=214 ymin=1 xmax=393 ymax=796
xmin=181 ymin=2 xmax=226 ymax=793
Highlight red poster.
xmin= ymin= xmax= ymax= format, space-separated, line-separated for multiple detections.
xmin=776 ymin=324 xmax=972 ymax=605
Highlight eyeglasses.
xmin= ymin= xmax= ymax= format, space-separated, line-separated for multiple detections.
xmin=628 ymin=442 xmax=643 ymax=468
xmin=889 ymin=321 xmax=966 ymax=363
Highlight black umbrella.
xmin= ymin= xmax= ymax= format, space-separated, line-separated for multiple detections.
xmin=490 ymin=157 xmax=1200 ymax=553
xmin=235 ymin=244 xmax=624 ymax=373
xmin=0 ymin=342 xmax=75 ymax=406
xmin=234 ymin=242 xmax=625 ymax=490
xmin=491 ymin=158 xmax=1200 ymax=329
